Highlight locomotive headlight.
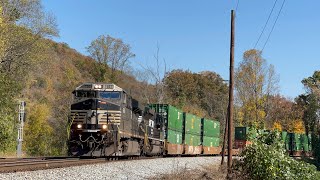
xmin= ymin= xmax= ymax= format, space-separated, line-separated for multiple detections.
xmin=94 ymin=84 xmax=102 ymax=89
xmin=102 ymin=124 xmax=107 ymax=130
xmin=77 ymin=124 xmax=82 ymax=129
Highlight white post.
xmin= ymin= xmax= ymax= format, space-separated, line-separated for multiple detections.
xmin=17 ymin=101 xmax=26 ymax=157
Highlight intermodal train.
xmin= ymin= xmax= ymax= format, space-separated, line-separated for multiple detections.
xmin=68 ymin=83 xmax=221 ymax=157
xmin=234 ymin=127 xmax=312 ymax=156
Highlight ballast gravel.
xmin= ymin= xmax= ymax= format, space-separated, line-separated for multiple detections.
xmin=0 ymin=156 xmax=221 ymax=180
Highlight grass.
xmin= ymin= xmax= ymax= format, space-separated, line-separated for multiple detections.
xmin=151 ymin=164 xmax=233 ymax=180
xmin=0 ymin=151 xmax=18 ymax=158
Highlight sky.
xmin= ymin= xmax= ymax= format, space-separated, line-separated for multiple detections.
xmin=42 ymin=1 xmax=320 ymax=99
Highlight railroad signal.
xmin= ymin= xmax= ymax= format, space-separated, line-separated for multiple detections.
xmin=17 ymin=101 xmax=26 ymax=157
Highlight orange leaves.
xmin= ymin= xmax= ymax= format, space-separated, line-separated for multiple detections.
xmin=267 ymin=95 xmax=305 ymax=132
xmin=272 ymin=122 xmax=282 ymax=131
xmin=289 ymin=120 xmax=305 ymax=134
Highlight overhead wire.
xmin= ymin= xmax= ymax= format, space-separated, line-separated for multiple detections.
xmin=261 ymin=0 xmax=286 ymax=51
xmin=235 ymin=0 xmax=240 ymax=13
xmin=253 ymin=0 xmax=279 ymax=49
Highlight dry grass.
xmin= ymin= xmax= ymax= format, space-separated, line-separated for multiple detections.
xmin=152 ymin=164 xmax=229 ymax=180
xmin=0 ymin=152 xmax=18 ymax=158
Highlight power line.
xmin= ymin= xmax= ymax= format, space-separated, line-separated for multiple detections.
xmin=254 ymin=0 xmax=278 ymax=49
xmin=235 ymin=0 xmax=240 ymax=12
xmin=262 ymin=0 xmax=286 ymax=51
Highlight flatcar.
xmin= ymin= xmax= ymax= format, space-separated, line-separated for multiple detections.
xmin=68 ymin=83 xmax=221 ymax=157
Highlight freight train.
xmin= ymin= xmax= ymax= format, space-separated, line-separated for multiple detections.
xmin=68 ymin=83 xmax=221 ymax=157
xmin=234 ymin=127 xmax=313 ymax=156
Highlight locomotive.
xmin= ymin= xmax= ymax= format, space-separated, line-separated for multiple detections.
xmin=68 ymin=83 xmax=163 ymax=156
xmin=68 ymin=83 xmax=221 ymax=157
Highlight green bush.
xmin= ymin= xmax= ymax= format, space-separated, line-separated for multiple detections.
xmin=24 ymin=104 xmax=54 ymax=156
xmin=235 ymin=131 xmax=320 ymax=180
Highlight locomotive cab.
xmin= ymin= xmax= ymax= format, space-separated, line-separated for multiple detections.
xmin=70 ymin=83 xmax=125 ymax=132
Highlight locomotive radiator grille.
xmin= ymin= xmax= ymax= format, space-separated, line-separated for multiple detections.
xmin=99 ymin=110 xmax=121 ymax=125
xmin=70 ymin=111 xmax=87 ymax=123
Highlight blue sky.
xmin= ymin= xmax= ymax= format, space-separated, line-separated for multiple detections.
xmin=42 ymin=1 xmax=320 ymax=98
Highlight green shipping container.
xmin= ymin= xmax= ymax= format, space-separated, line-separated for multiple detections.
xmin=185 ymin=113 xmax=201 ymax=135
xmin=289 ymin=133 xmax=302 ymax=151
xmin=167 ymin=129 xmax=183 ymax=144
xmin=149 ymin=104 xmax=184 ymax=132
xmin=235 ymin=127 xmax=257 ymax=140
xmin=203 ymin=118 xmax=220 ymax=138
xmin=301 ymin=134 xmax=309 ymax=151
xmin=184 ymin=133 xmax=201 ymax=146
xmin=203 ymin=136 xmax=220 ymax=147
xmin=281 ymin=131 xmax=290 ymax=150
xmin=308 ymin=134 xmax=312 ymax=151
xmin=281 ymin=131 xmax=287 ymax=141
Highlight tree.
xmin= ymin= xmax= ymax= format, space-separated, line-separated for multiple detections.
xmin=300 ymin=71 xmax=320 ymax=165
xmin=235 ymin=49 xmax=279 ymax=128
xmin=301 ymin=71 xmax=320 ymax=135
xmin=24 ymin=103 xmax=54 ymax=156
xmin=0 ymin=0 xmax=58 ymax=154
xmin=87 ymin=35 xmax=135 ymax=83
xmin=0 ymin=73 xmax=20 ymax=153
xmin=0 ymin=0 xmax=58 ymax=75
xmin=134 ymin=45 xmax=167 ymax=104
xmin=302 ymin=71 xmax=320 ymax=97
xmin=164 ymin=69 xmax=228 ymax=121
xmin=295 ymin=94 xmax=316 ymax=135
xmin=265 ymin=95 xmax=304 ymax=132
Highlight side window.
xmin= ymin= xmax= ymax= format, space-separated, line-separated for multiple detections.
xmin=123 ymin=93 xmax=126 ymax=103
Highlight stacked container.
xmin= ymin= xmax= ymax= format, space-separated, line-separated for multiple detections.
xmin=281 ymin=131 xmax=290 ymax=151
xmin=184 ymin=113 xmax=202 ymax=154
xmin=301 ymin=134 xmax=309 ymax=152
xmin=149 ymin=104 xmax=184 ymax=154
xmin=287 ymin=133 xmax=303 ymax=156
xmin=301 ymin=134 xmax=312 ymax=156
xmin=202 ymin=118 xmax=221 ymax=154
xmin=234 ymin=127 xmax=256 ymax=149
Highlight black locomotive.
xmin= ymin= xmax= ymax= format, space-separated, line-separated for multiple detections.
xmin=68 ymin=83 xmax=163 ymax=156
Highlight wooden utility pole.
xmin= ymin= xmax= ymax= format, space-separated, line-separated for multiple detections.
xmin=227 ymin=10 xmax=235 ymax=170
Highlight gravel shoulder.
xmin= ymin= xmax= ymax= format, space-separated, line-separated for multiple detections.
xmin=0 ymin=156 xmax=222 ymax=180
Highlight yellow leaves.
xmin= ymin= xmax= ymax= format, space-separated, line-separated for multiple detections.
xmin=237 ymin=111 xmax=244 ymax=126
xmin=285 ymin=119 xmax=305 ymax=134
xmin=238 ymin=100 xmax=266 ymax=127
xmin=24 ymin=103 xmax=54 ymax=156
xmin=289 ymin=119 xmax=305 ymax=134
xmin=272 ymin=122 xmax=282 ymax=131
xmin=25 ymin=103 xmax=52 ymax=132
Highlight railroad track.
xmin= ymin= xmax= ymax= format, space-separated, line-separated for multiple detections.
xmin=0 ymin=154 xmax=225 ymax=174
xmin=0 ymin=156 xmax=141 ymax=173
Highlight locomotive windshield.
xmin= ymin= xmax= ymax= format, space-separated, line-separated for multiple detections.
xmin=99 ymin=91 xmax=121 ymax=99
xmin=74 ymin=90 xmax=97 ymax=98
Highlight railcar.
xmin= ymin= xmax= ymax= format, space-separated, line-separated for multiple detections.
xmin=234 ymin=127 xmax=312 ymax=156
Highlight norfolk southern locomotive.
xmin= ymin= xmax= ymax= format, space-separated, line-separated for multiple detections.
xmin=68 ymin=83 xmax=163 ymax=156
